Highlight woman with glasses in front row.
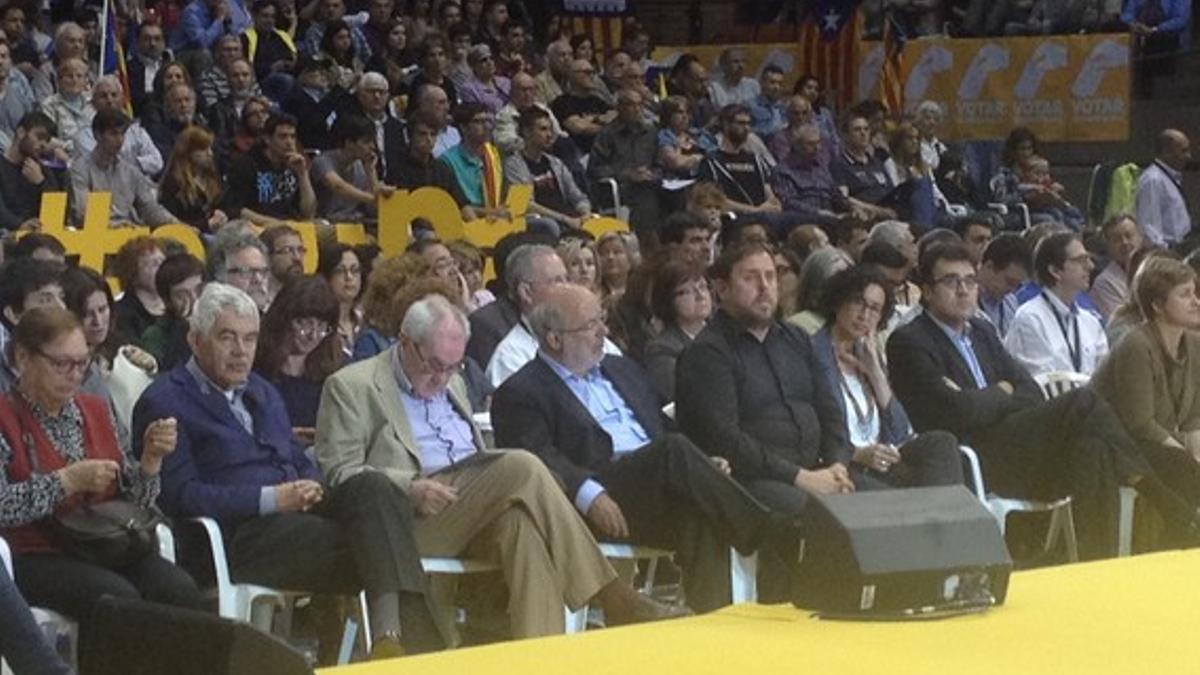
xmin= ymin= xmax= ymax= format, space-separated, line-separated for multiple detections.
xmin=643 ymin=258 xmax=712 ymax=405
xmin=254 ymin=277 xmax=346 ymax=445
xmin=0 ymin=307 xmax=201 ymax=629
xmin=811 ymin=266 xmax=963 ymax=489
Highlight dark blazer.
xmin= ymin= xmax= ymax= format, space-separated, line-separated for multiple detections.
xmin=811 ymin=326 xmax=912 ymax=446
xmin=885 ymin=312 xmax=1042 ymax=441
xmin=126 ymin=53 xmax=174 ymax=118
xmin=492 ymin=354 xmax=666 ymax=498
xmin=335 ymin=97 xmax=409 ymax=185
xmin=675 ymin=311 xmax=849 ymax=484
xmin=466 ymin=296 xmax=520 ymax=367
xmin=282 ymin=85 xmax=347 ymax=152
xmin=131 ymin=365 xmax=322 ymax=526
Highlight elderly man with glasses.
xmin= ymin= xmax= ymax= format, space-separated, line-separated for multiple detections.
xmin=315 ymin=293 xmax=687 ymax=640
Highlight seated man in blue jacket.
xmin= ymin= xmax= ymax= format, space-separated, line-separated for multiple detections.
xmin=132 ymin=283 xmax=447 ymax=656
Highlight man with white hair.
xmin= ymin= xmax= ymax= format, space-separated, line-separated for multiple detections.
xmin=132 ymin=283 xmax=450 ymax=656
xmin=914 ymin=100 xmax=948 ymax=171
xmin=486 ymin=244 xmax=619 ymax=387
xmin=316 ymin=294 xmax=686 ymax=638
xmin=867 ymin=220 xmax=918 ymax=267
xmin=72 ymin=76 xmax=164 ymax=178
xmin=535 ymin=39 xmax=572 ymax=105
xmin=341 ymin=71 xmax=408 ymax=183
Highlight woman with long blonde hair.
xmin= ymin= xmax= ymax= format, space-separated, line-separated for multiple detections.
xmin=159 ymin=126 xmax=227 ymax=233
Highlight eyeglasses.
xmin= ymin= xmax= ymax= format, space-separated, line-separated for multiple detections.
xmin=292 ymin=318 xmax=331 ymax=340
xmin=932 ymin=274 xmax=979 ymax=291
xmin=848 ymin=296 xmax=885 ymax=316
xmin=333 ymin=264 xmax=361 ymax=277
xmin=35 ymin=350 xmax=91 ymax=376
xmin=559 ymin=311 xmax=607 ymax=334
xmin=226 ymin=266 xmax=270 ymax=279
xmin=1064 ymin=253 xmax=1092 ymax=266
xmin=410 ymin=338 xmax=460 ymax=374
xmin=674 ymin=284 xmax=709 ymax=300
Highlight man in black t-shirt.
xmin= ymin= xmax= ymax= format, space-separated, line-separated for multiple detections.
xmin=699 ymin=104 xmax=806 ymax=237
xmin=551 ymin=59 xmax=615 ymax=155
xmin=503 ymin=107 xmax=592 ymax=236
xmin=221 ymin=112 xmax=317 ymax=227
xmin=0 ymin=112 xmax=66 ymax=232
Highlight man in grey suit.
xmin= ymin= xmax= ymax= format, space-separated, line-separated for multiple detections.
xmin=315 ymin=294 xmax=685 ymax=638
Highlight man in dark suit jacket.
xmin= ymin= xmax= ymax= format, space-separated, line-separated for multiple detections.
xmin=492 ymin=284 xmax=782 ymax=612
xmin=126 ymin=23 xmax=174 ymax=118
xmin=887 ymin=242 xmax=1198 ymax=558
xmin=132 ymin=283 xmax=449 ymax=655
xmin=465 ymin=231 xmax=553 ymax=367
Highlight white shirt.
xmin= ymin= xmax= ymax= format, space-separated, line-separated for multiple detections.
xmin=1090 ymin=261 xmax=1129 ymax=320
xmin=1135 ymin=161 xmax=1192 ymax=247
xmin=839 ymin=371 xmax=881 ymax=447
xmin=708 ymin=77 xmax=761 ymax=109
xmin=1004 ymin=290 xmax=1108 ymax=377
xmin=486 ymin=322 xmax=622 ymax=388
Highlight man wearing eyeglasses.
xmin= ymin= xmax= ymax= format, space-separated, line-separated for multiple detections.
xmin=887 ymin=241 xmax=1198 ymax=559
xmin=316 ymin=293 xmax=687 ymax=639
xmin=1004 ymin=232 xmax=1107 ymax=378
xmin=210 ymin=230 xmax=273 ymax=311
xmin=485 ymin=244 xmax=620 ymax=387
xmin=261 ymin=224 xmax=307 ymax=303
xmin=439 ymin=101 xmax=511 ymax=222
xmin=493 ymin=283 xmax=787 ymax=613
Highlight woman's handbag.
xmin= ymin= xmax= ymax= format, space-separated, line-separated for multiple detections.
xmin=50 ymin=499 xmax=164 ymax=568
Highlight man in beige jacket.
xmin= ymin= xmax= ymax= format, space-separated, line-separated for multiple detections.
xmin=315 ymin=293 xmax=686 ymax=639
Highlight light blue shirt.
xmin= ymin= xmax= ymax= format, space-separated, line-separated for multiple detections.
xmin=977 ymin=289 xmax=1020 ymax=338
xmin=749 ymin=94 xmax=787 ymax=137
xmin=928 ymin=315 xmax=989 ymax=390
xmin=539 ymin=353 xmax=649 ymax=513
xmin=391 ymin=349 xmax=477 ymax=475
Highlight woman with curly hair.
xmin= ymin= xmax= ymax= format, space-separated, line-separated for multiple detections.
xmin=353 ymin=253 xmax=436 ymax=361
xmin=254 ymin=276 xmax=345 ymax=435
xmin=111 ymin=237 xmax=167 ymax=341
xmin=160 ymin=126 xmax=228 ymax=233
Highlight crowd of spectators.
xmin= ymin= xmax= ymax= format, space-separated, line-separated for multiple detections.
xmin=0 ymin=0 xmax=1199 ymax=670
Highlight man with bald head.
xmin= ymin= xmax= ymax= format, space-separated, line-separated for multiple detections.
xmin=536 ymin=39 xmax=573 ymax=105
xmin=551 ymin=58 xmax=615 ymax=155
xmin=1136 ymin=128 xmax=1193 ymax=247
xmin=492 ymin=283 xmax=785 ymax=613
xmin=316 ymin=293 xmax=685 ymax=639
xmin=588 ymin=88 xmax=660 ymax=243
xmin=486 ymin=244 xmax=619 ymax=386
xmin=71 ymin=76 xmax=164 ymax=177
xmin=495 ymin=71 xmax=565 ymax=155
xmin=413 ymin=84 xmax=462 ymax=157
xmin=768 ymin=94 xmax=832 ymax=166
xmin=769 ymin=123 xmax=850 ymax=226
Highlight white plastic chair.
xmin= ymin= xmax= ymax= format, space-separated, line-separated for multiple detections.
xmin=1033 ymin=371 xmax=1137 ymax=557
xmin=959 ymin=445 xmax=1079 ymax=563
xmin=0 ymin=525 xmax=176 ymax=670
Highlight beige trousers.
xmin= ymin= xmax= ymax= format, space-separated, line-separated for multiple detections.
xmin=414 ymin=451 xmax=617 ymax=638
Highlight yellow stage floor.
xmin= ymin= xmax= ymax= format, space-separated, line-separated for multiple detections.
xmin=321 ymin=551 xmax=1200 ymax=674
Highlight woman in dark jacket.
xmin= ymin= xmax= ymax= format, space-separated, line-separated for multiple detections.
xmin=811 ymin=265 xmax=962 ymax=488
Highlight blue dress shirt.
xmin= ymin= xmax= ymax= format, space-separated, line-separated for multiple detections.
xmin=539 ymin=353 xmax=649 ymax=513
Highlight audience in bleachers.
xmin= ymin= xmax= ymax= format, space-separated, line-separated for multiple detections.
xmin=2 ymin=3 xmax=1200 ymax=667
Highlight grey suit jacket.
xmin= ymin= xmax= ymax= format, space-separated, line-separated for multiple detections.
xmin=314 ymin=349 xmax=490 ymax=492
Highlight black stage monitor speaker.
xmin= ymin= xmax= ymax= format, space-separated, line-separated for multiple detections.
xmin=792 ymin=486 xmax=1012 ymax=617
xmin=79 ymin=596 xmax=314 ymax=675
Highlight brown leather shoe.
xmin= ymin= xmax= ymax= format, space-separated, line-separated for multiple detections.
xmin=607 ymin=593 xmax=694 ymax=627
xmin=370 ymin=632 xmax=406 ymax=661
